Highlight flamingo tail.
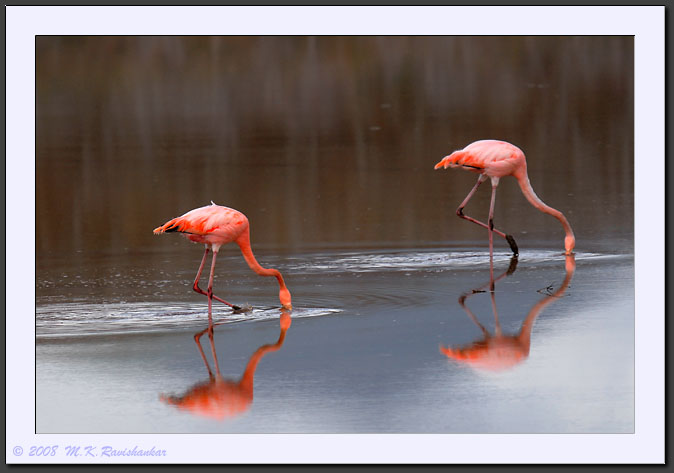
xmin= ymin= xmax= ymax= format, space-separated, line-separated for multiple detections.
xmin=153 ymin=217 xmax=187 ymax=234
xmin=434 ymin=151 xmax=482 ymax=170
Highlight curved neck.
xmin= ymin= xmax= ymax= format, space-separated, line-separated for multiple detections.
xmin=236 ymin=227 xmax=287 ymax=286
xmin=516 ymin=173 xmax=575 ymax=247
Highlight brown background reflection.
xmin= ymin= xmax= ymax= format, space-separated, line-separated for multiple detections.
xmin=36 ymin=36 xmax=633 ymax=258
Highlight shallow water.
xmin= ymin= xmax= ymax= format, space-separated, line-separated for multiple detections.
xmin=35 ymin=247 xmax=634 ymax=433
xmin=34 ymin=36 xmax=634 ymax=434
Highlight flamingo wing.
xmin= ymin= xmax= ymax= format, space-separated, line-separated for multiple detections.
xmin=153 ymin=204 xmax=248 ymax=241
xmin=435 ymin=140 xmax=525 ymax=178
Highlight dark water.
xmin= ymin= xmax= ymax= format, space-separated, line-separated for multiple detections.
xmin=35 ymin=36 xmax=634 ymax=434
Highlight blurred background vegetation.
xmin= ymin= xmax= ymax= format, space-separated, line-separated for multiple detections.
xmin=36 ymin=36 xmax=633 ymax=259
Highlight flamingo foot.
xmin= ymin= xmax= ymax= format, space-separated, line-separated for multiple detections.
xmin=232 ymin=304 xmax=253 ymax=314
xmin=505 ymin=234 xmax=519 ymax=256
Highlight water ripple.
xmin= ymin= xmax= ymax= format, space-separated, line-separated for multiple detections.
xmin=284 ymin=249 xmax=624 ymax=274
xmin=36 ymin=302 xmax=341 ymax=339
xmin=35 ymin=249 xmax=627 ymax=339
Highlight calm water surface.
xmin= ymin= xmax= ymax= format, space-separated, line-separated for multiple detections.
xmin=35 ymin=36 xmax=634 ymax=433
xmin=36 ymin=248 xmax=633 ymax=433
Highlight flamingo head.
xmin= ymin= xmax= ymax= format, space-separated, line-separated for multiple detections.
xmin=564 ymin=234 xmax=575 ymax=255
xmin=279 ymin=287 xmax=292 ymax=311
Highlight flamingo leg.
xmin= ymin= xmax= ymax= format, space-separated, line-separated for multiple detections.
xmin=456 ymin=175 xmax=519 ymax=255
xmin=488 ymin=181 xmax=498 ymax=266
xmin=193 ymin=247 xmax=241 ymax=311
xmin=206 ymin=250 xmax=219 ymax=337
xmin=489 ymin=246 xmax=495 ymax=291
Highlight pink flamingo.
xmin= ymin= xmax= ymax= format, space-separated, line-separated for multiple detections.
xmin=434 ymin=140 xmax=575 ymax=257
xmin=153 ymin=202 xmax=292 ymax=334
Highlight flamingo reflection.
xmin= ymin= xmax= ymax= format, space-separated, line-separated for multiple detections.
xmin=161 ymin=310 xmax=291 ymax=420
xmin=441 ymin=255 xmax=575 ymax=371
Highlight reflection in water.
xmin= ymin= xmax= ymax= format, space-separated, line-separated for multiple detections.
xmin=441 ymin=255 xmax=575 ymax=371
xmin=161 ymin=310 xmax=291 ymax=420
